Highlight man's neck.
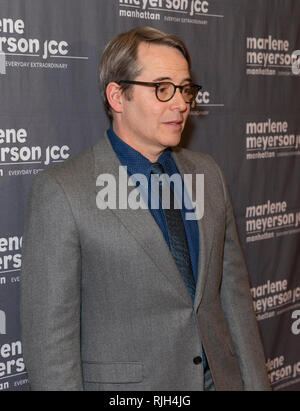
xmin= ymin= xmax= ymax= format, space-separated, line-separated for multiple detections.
xmin=111 ymin=123 xmax=165 ymax=163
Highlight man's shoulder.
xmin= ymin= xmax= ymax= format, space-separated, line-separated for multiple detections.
xmin=28 ymin=143 xmax=98 ymax=200
xmin=46 ymin=145 xmax=94 ymax=178
xmin=37 ymin=138 xmax=103 ymax=189
xmin=173 ymin=146 xmax=228 ymax=197
xmin=173 ymin=146 xmax=221 ymax=173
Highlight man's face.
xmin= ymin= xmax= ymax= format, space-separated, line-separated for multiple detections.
xmin=114 ymin=42 xmax=192 ymax=162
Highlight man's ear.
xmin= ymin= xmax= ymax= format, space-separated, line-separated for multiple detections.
xmin=106 ymin=82 xmax=123 ymax=114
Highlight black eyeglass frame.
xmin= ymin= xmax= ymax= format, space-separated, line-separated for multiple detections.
xmin=118 ymin=80 xmax=202 ymax=104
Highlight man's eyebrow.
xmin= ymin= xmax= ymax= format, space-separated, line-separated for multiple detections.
xmin=152 ymin=76 xmax=193 ymax=83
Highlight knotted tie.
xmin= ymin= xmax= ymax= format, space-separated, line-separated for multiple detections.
xmin=150 ymin=162 xmax=196 ymax=299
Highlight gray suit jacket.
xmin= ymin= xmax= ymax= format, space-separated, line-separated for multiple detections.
xmin=20 ymin=132 xmax=271 ymax=391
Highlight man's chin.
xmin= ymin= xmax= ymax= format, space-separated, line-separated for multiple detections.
xmin=162 ymin=133 xmax=183 ymax=148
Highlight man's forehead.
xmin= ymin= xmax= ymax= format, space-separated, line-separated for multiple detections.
xmin=137 ymin=42 xmax=191 ymax=81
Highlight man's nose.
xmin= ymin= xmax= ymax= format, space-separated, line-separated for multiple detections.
xmin=170 ymin=89 xmax=188 ymax=112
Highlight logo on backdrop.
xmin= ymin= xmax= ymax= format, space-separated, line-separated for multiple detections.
xmin=251 ymin=279 xmax=300 ymax=322
xmin=267 ymin=355 xmax=300 ymax=391
xmin=117 ymin=0 xmax=224 ymax=25
xmin=245 ymin=118 xmax=300 ymax=160
xmin=0 ymin=127 xmax=70 ymax=178
xmin=246 ymin=34 xmax=300 ymax=77
xmin=0 ymin=340 xmax=27 ymax=391
xmin=0 ymin=235 xmax=22 ymax=286
xmin=252 ymin=293 xmax=300 ymax=390
xmin=0 ymin=17 xmax=88 ymax=75
xmin=0 ymin=310 xmax=6 ymax=335
xmin=190 ymin=88 xmax=225 ymax=117
xmin=245 ymin=200 xmax=300 ymax=243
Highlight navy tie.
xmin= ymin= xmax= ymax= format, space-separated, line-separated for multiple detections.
xmin=150 ymin=162 xmax=196 ymax=299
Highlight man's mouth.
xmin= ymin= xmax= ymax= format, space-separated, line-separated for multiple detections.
xmin=163 ymin=120 xmax=183 ymax=126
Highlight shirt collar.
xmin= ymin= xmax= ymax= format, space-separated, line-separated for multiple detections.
xmin=107 ymin=125 xmax=174 ymax=179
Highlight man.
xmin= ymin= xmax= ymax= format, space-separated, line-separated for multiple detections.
xmin=21 ymin=27 xmax=271 ymax=391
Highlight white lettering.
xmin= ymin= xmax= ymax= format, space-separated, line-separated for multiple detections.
xmin=0 ymin=310 xmax=6 ymax=335
xmin=291 ymin=310 xmax=300 ymax=335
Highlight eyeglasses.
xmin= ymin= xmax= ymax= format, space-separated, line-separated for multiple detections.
xmin=118 ymin=80 xmax=201 ymax=105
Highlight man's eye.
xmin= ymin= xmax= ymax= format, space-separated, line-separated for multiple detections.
xmin=183 ymin=86 xmax=193 ymax=94
xmin=158 ymin=85 xmax=168 ymax=93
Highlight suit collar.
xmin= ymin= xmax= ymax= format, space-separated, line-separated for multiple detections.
xmin=93 ymin=132 xmax=214 ymax=310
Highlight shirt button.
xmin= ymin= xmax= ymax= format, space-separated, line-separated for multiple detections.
xmin=193 ymin=356 xmax=202 ymax=365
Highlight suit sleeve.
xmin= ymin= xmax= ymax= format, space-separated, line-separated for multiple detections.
xmin=20 ymin=171 xmax=83 ymax=391
xmin=214 ymin=163 xmax=271 ymax=391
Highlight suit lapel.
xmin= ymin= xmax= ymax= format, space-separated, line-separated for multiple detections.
xmin=171 ymin=149 xmax=215 ymax=311
xmin=93 ymin=133 xmax=193 ymax=306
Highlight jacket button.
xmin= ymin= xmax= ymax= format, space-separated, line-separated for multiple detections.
xmin=193 ymin=356 xmax=202 ymax=365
